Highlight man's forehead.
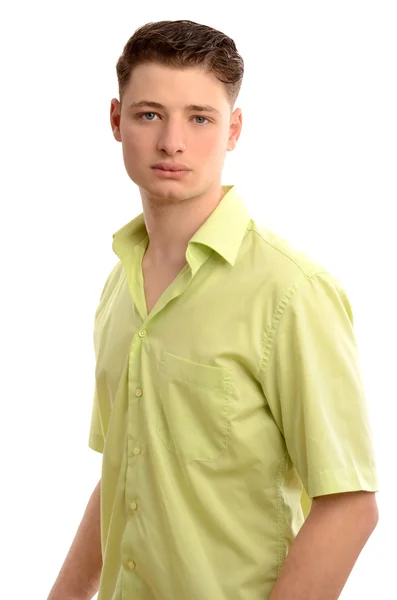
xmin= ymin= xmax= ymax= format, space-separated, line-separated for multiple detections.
xmin=123 ymin=64 xmax=230 ymax=109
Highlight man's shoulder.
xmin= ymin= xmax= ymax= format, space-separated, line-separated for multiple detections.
xmin=245 ymin=219 xmax=329 ymax=284
xmin=95 ymin=259 xmax=125 ymax=314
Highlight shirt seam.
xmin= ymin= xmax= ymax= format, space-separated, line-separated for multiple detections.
xmin=247 ymin=226 xmax=318 ymax=277
xmin=257 ymin=270 xmax=330 ymax=379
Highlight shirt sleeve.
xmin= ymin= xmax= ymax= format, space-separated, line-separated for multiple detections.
xmin=88 ymin=386 xmax=105 ymax=454
xmin=87 ymin=272 xmax=115 ymax=455
xmin=260 ymin=270 xmax=379 ymax=499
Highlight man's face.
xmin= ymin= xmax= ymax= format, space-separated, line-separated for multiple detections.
xmin=110 ymin=63 xmax=242 ymax=203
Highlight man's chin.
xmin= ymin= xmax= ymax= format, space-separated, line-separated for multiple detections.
xmin=139 ymin=180 xmax=193 ymax=204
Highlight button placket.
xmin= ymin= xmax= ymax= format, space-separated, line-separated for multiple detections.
xmin=123 ymin=325 xmax=146 ymax=577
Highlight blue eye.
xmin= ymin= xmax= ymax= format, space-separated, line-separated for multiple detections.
xmin=194 ymin=116 xmax=209 ymax=124
xmin=141 ymin=113 xmax=157 ymax=120
xmin=137 ymin=112 xmax=209 ymax=124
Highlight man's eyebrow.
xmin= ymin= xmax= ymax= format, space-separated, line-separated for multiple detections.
xmin=128 ymin=100 xmax=220 ymax=114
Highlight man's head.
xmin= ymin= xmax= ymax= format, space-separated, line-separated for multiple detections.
xmin=110 ymin=20 xmax=244 ymax=203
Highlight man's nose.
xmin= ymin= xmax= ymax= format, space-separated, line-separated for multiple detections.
xmin=157 ymin=122 xmax=187 ymax=155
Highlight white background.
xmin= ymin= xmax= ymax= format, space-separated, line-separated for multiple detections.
xmin=1 ymin=1 xmax=396 ymax=599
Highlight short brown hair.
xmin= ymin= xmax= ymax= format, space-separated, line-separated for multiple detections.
xmin=116 ymin=20 xmax=244 ymax=107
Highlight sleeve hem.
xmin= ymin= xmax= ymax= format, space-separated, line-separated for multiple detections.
xmin=307 ymin=465 xmax=379 ymax=498
xmin=88 ymin=432 xmax=104 ymax=454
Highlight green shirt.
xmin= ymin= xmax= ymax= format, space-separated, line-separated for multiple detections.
xmin=89 ymin=185 xmax=378 ymax=600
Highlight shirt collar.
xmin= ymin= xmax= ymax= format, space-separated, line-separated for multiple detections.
xmin=189 ymin=185 xmax=250 ymax=266
xmin=112 ymin=213 xmax=147 ymax=261
xmin=112 ymin=185 xmax=251 ymax=267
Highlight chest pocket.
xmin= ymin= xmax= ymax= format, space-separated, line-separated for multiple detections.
xmin=157 ymin=352 xmax=233 ymax=461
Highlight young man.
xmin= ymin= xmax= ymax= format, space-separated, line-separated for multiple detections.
xmin=48 ymin=19 xmax=379 ymax=600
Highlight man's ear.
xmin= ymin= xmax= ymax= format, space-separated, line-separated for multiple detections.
xmin=110 ymin=99 xmax=122 ymax=142
xmin=227 ymin=108 xmax=243 ymax=152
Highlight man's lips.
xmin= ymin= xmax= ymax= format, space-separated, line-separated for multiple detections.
xmin=152 ymin=163 xmax=190 ymax=171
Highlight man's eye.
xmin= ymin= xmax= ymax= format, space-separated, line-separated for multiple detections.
xmin=137 ymin=113 xmax=209 ymax=124
xmin=194 ymin=116 xmax=209 ymax=124
xmin=140 ymin=113 xmax=158 ymax=120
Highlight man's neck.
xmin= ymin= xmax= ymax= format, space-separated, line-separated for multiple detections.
xmin=141 ymin=184 xmax=225 ymax=269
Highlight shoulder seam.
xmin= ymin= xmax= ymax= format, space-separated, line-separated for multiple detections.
xmin=247 ymin=225 xmax=319 ymax=278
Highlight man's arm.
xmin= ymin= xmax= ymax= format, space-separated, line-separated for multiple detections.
xmin=47 ymin=480 xmax=102 ymax=600
xmin=269 ymin=490 xmax=379 ymax=600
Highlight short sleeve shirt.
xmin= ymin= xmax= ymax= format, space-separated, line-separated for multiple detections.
xmin=89 ymin=184 xmax=378 ymax=600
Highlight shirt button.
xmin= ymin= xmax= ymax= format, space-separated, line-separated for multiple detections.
xmin=138 ymin=329 xmax=146 ymax=338
xmin=132 ymin=446 xmax=141 ymax=455
xmin=127 ymin=560 xmax=136 ymax=570
xmin=130 ymin=501 xmax=138 ymax=511
xmin=135 ymin=388 xmax=143 ymax=397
